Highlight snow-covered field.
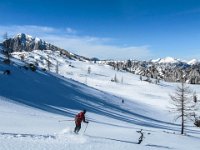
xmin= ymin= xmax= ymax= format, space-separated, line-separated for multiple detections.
xmin=0 ymin=51 xmax=200 ymax=150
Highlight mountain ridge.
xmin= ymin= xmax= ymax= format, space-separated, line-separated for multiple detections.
xmin=1 ymin=33 xmax=90 ymax=61
xmin=1 ymin=33 xmax=200 ymax=84
xmin=1 ymin=33 xmax=199 ymax=65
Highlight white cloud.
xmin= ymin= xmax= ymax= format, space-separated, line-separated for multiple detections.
xmin=0 ymin=25 xmax=152 ymax=60
xmin=43 ymin=35 xmax=151 ymax=60
xmin=0 ymin=25 xmax=56 ymax=37
xmin=65 ymin=27 xmax=77 ymax=34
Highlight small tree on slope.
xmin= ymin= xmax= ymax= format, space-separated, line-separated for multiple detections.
xmin=170 ymin=80 xmax=195 ymax=134
xmin=47 ymin=55 xmax=52 ymax=71
xmin=56 ymin=60 xmax=59 ymax=74
xmin=114 ymin=74 xmax=118 ymax=83
xmin=87 ymin=66 xmax=91 ymax=74
xmin=2 ymin=32 xmax=11 ymax=62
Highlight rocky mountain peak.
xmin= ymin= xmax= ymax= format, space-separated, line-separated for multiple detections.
xmin=1 ymin=33 xmax=51 ymax=52
xmin=1 ymin=33 xmax=90 ymax=61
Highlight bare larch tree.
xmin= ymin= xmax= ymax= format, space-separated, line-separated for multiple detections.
xmin=47 ymin=55 xmax=51 ymax=71
xmin=170 ymin=79 xmax=195 ymax=134
xmin=56 ymin=60 xmax=59 ymax=74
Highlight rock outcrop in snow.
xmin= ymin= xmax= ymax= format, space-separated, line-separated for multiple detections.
xmin=1 ymin=33 xmax=89 ymax=61
xmin=2 ymin=33 xmax=63 ymax=52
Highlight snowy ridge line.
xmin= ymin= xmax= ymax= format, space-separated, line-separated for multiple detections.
xmin=0 ymin=132 xmax=56 ymax=139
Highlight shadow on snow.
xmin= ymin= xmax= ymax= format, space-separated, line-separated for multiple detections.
xmin=0 ymin=63 xmax=199 ymax=134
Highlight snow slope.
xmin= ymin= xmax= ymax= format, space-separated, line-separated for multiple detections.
xmin=188 ymin=59 xmax=199 ymax=65
xmin=0 ymin=53 xmax=200 ymax=150
xmin=151 ymin=57 xmax=180 ymax=64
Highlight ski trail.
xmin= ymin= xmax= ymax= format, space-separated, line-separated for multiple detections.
xmin=85 ymin=134 xmax=138 ymax=144
xmin=146 ymin=144 xmax=173 ymax=149
xmin=0 ymin=132 xmax=56 ymax=139
xmin=0 ymin=131 xmax=136 ymax=145
xmin=0 ymin=129 xmax=87 ymax=143
xmin=57 ymin=127 xmax=87 ymax=143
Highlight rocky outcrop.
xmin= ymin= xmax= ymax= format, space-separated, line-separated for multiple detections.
xmin=2 ymin=33 xmax=73 ymax=59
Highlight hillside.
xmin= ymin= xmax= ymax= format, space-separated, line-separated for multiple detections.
xmin=102 ymin=58 xmax=200 ymax=84
xmin=0 ymin=51 xmax=200 ymax=149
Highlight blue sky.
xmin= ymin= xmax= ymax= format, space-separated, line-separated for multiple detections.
xmin=0 ymin=0 xmax=200 ymax=60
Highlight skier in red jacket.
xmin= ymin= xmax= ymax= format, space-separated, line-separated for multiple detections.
xmin=74 ymin=110 xmax=89 ymax=133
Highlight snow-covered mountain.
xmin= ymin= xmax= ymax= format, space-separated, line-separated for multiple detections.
xmin=151 ymin=57 xmax=181 ymax=64
xmin=102 ymin=57 xmax=200 ymax=84
xmin=151 ymin=57 xmax=200 ymax=65
xmin=1 ymin=33 xmax=90 ymax=61
xmin=188 ymin=59 xmax=199 ymax=65
xmin=151 ymin=58 xmax=161 ymax=63
xmin=2 ymin=33 xmax=200 ymax=84
xmin=3 ymin=33 xmax=62 ymax=52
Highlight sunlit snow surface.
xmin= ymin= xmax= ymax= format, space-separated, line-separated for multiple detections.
xmin=0 ymin=51 xmax=200 ymax=150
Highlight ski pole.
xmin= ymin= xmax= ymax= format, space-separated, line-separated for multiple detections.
xmin=58 ymin=120 xmax=74 ymax=122
xmin=83 ymin=123 xmax=88 ymax=134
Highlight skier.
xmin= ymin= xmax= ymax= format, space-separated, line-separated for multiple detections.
xmin=74 ymin=110 xmax=89 ymax=134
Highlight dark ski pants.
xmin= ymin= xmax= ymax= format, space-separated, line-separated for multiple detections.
xmin=74 ymin=124 xmax=81 ymax=133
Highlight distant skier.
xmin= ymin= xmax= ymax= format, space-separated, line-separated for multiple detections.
xmin=74 ymin=110 xmax=89 ymax=134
